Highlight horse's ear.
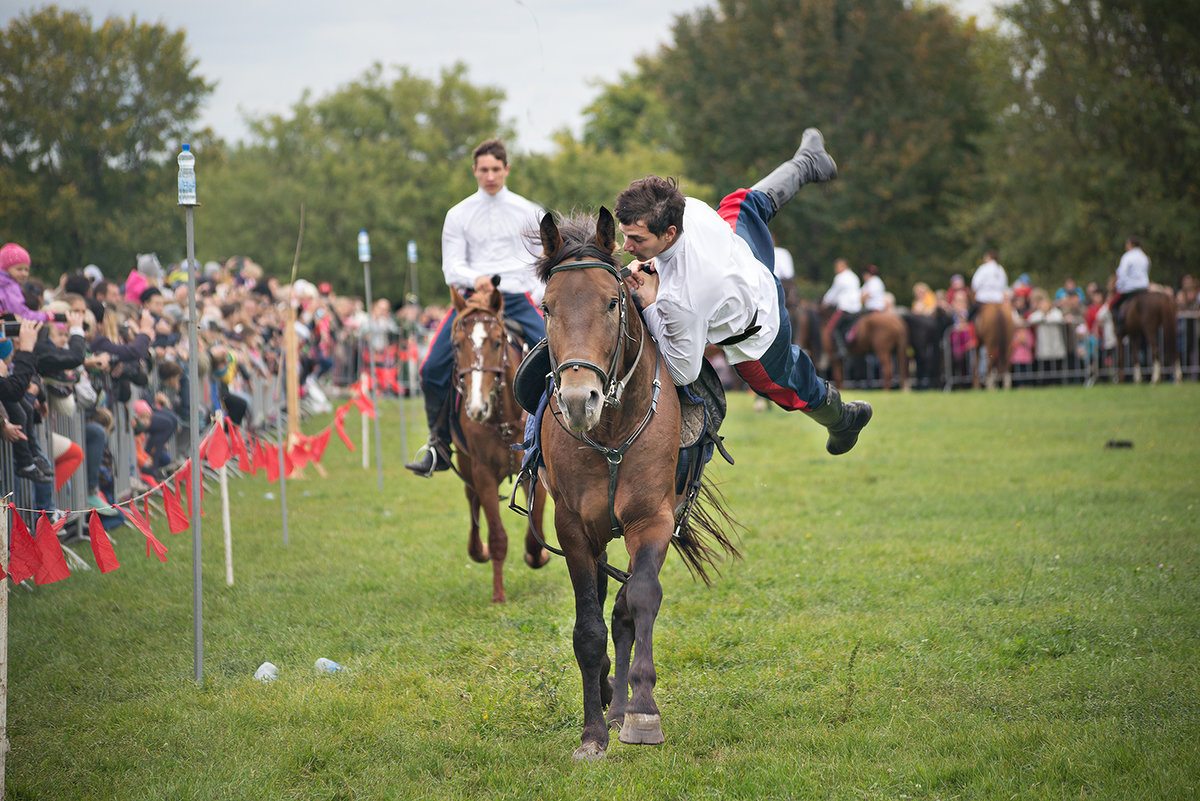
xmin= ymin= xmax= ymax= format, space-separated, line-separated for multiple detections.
xmin=450 ymin=286 xmax=467 ymax=313
xmin=539 ymin=212 xmax=562 ymax=256
xmin=596 ymin=207 xmax=616 ymax=254
xmin=489 ymin=284 xmax=504 ymax=314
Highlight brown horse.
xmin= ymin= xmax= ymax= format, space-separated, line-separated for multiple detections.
xmin=535 ymin=208 xmax=739 ymax=761
xmin=449 ymin=286 xmax=548 ymax=603
xmin=971 ymin=302 xmax=1015 ymax=390
xmin=821 ymin=308 xmax=910 ymax=390
xmin=1113 ymin=288 xmax=1182 ymax=384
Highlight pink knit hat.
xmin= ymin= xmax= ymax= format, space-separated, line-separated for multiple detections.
xmin=133 ymin=399 xmax=153 ymax=417
xmin=0 ymin=243 xmax=31 ymax=272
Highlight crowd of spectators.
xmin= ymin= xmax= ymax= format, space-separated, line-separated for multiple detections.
xmin=1 ymin=241 xmax=436 ymax=531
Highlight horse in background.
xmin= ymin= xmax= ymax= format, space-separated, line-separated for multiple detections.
xmin=534 ymin=208 xmax=739 ymax=761
xmin=903 ymin=306 xmax=953 ymax=390
xmin=449 ymin=285 xmax=548 ymax=603
xmin=972 ymin=302 xmax=1015 ymax=389
xmin=821 ymin=308 xmax=910 ymax=390
xmin=1111 ymin=285 xmax=1182 ymax=384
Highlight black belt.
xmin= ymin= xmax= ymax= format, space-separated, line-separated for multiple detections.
xmin=715 ymin=310 xmax=761 ymax=347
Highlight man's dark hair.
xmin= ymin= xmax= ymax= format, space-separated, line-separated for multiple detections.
xmin=91 ymin=279 xmax=116 ymax=299
xmin=63 ymin=271 xmax=92 ymax=296
xmin=473 ymin=138 xmax=508 ymax=166
xmin=1128 ymin=235 xmax=1142 ymax=248
xmin=615 ymin=176 xmax=686 ymax=237
xmin=139 ymin=286 xmax=162 ymax=305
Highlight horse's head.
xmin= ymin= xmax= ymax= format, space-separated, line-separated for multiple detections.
xmin=451 ymin=284 xmax=509 ymax=423
xmin=535 ymin=207 xmax=630 ymax=432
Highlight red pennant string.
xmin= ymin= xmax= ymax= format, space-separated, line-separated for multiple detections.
xmin=309 ymin=428 xmax=333 ymax=463
xmin=289 ymin=436 xmax=311 ymax=470
xmin=7 ymin=505 xmax=41 ymax=584
xmin=34 ymin=513 xmax=71 ymax=585
xmin=198 ymin=428 xmax=210 ymax=460
xmin=252 ymin=439 xmax=269 ymax=474
xmin=162 ymin=484 xmax=190 ymax=534
xmin=207 ymin=422 xmax=231 ymax=469
xmin=283 ymin=445 xmax=296 ymax=478
xmin=334 ymin=404 xmax=355 ymax=451
xmin=264 ymin=444 xmax=280 ymax=483
xmin=88 ymin=511 xmax=120 ymax=573
xmin=352 ymin=390 xmax=376 ymax=418
xmin=124 ymin=503 xmax=167 ymax=562
xmin=229 ymin=423 xmax=252 ymax=471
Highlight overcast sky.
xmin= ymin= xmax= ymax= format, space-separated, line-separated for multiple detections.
xmin=6 ymin=0 xmax=996 ymax=153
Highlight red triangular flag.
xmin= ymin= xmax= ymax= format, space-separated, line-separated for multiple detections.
xmin=282 ymin=444 xmax=296 ymax=478
xmin=309 ymin=428 xmax=333 ymax=463
xmin=264 ymin=444 xmax=280 ymax=482
xmin=34 ymin=513 xmax=71 ymax=585
xmin=289 ymin=435 xmax=311 ymax=470
xmin=252 ymin=439 xmax=268 ymax=474
xmin=206 ymin=421 xmax=231 ymax=469
xmin=124 ymin=503 xmax=167 ymax=562
xmin=162 ymin=483 xmax=190 ymax=534
xmin=229 ymin=422 xmax=252 ymax=471
xmin=87 ymin=511 xmax=120 ymax=573
xmin=7 ymin=505 xmax=41 ymax=584
xmin=352 ymin=390 xmax=376 ymax=418
xmin=334 ymin=404 xmax=355 ymax=451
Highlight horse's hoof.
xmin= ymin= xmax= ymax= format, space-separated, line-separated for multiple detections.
xmin=572 ymin=742 xmax=607 ymax=762
xmin=468 ymin=546 xmax=490 ymax=564
xmin=619 ymin=713 xmax=664 ymax=745
xmin=525 ymin=548 xmax=550 ymax=569
xmin=606 ymin=713 xmax=624 ymax=731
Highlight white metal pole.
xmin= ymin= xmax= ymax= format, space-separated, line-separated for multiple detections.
xmin=1 ymin=494 xmax=11 ymax=796
xmin=359 ymin=231 xmax=383 ymax=490
xmin=184 ymin=203 xmax=204 ymax=683
xmin=220 ymin=461 xmax=233 ymax=587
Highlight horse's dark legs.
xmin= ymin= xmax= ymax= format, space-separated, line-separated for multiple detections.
xmin=562 ymin=517 xmax=612 ymax=760
xmin=473 ymin=467 xmax=508 ymax=603
xmin=461 ymin=454 xmax=489 ymax=564
xmin=606 ymin=582 xmax=633 ymax=730
xmin=618 ymin=538 xmax=669 ymax=745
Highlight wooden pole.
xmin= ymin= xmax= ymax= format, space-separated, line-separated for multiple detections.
xmin=1 ymin=496 xmax=10 ymax=796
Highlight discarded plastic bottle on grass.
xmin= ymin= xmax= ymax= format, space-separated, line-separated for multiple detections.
xmin=254 ymin=662 xmax=279 ymax=681
xmin=314 ymin=658 xmax=344 ymax=673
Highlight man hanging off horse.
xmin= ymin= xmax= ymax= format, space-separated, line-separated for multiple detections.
xmin=1109 ymin=236 xmax=1150 ymax=332
xmin=616 ymin=129 xmax=872 ymax=455
xmin=405 ymin=138 xmax=546 ymax=476
xmin=822 ymin=257 xmax=862 ymax=365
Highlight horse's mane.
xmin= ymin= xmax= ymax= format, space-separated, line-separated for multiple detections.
xmin=531 ymin=213 xmax=620 ymax=283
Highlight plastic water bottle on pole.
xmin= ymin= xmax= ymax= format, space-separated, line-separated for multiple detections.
xmin=359 ymin=230 xmax=384 ymax=490
xmin=178 ymin=143 xmax=204 ymax=682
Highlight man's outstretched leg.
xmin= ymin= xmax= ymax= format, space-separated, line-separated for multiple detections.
xmin=802 ymin=381 xmax=873 ymax=455
xmin=750 ymin=127 xmax=838 ymax=214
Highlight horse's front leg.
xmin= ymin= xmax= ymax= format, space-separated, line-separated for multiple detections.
xmin=461 ymin=454 xmax=488 ymax=564
xmin=561 ymin=516 xmax=611 ymax=761
xmin=618 ymin=521 xmax=671 ymax=746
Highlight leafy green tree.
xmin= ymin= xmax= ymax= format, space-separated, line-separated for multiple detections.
xmin=0 ymin=6 xmax=213 ymax=275
xmin=593 ymin=0 xmax=994 ymax=300
xmin=197 ymin=63 xmax=512 ymax=304
xmin=960 ymin=0 xmax=1200 ymax=289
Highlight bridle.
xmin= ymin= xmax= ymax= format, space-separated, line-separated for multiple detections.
xmin=453 ymin=306 xmax=513 ymax=415
xmin=544 ymin=259 xmax=664 ymax=544
xmin=545 ymin=260 xmax=647 ymax=411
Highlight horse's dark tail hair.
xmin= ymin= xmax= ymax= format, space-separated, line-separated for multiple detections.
xmin=672 ymin=477 xmax=743 ymax=586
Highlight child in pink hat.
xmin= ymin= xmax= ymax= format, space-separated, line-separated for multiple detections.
xmin=0 ymin=242 xmax=52 ymax=322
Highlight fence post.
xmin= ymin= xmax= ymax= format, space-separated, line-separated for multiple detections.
xmin=1 ymin=494 xmax=10 ymax=797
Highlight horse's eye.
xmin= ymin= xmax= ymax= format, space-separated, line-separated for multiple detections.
xmin=540 ymin=303 xmax=550 ymax=317
xmin=608 ymin=298 xmax=619 ymax=312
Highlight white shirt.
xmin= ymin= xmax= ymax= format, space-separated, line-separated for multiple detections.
xmin=862 ymin=275 xmax=887 ymax=311
xmin=1116 ymin=247 xmax=1150 ymax=293
xmin=971 ymin=258 xmax=1008 ymax=303
xmin=641 ymin=197 xmax=781 ymax=386
xmin=772 ymin=247 xmax=795 ymax=281
xmin=823 ymin=269 xmax=862 ymax=312
xmin=441 ymin=186 xmax=543 ymax=297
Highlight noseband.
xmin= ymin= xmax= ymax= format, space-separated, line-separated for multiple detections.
xmin=545 ymin=260 xmax=646 ymax=410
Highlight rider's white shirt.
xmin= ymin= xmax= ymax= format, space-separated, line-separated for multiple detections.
xmin=862 ymin=275 xmax=887 ymax=311
xmin=1116 ymin=247 xmax=1150 ymax=293
xmin=972 ymin=258 xmax=1008 ymax=303
xmin=823 ymin=269 xmax=863 ymax=312
xmin=641 ymin=197 xmax=781 ymax=386
xmin=442 ymin=186 xmax=543 ymax=297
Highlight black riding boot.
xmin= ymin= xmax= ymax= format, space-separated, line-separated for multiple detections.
xmin=404 ymin=391 xmax=453 ymax=477
xmin=803 ymin=381 xmax=873 ymax=455
xmin=750 ymin=128 xmax=839 ymax=213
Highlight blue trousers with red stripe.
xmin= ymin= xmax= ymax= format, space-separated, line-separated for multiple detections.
xmin=716 ymin=188 xmax=827 ymax=411
xmin=418 ymin=291 xmax=546 ymax=434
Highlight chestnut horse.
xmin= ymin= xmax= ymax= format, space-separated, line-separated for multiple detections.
xmin=535 ymin=208 xmax=739 ymax=761
xmin=449 ymin=286 xmax=548 ymax=603
xmin=1113 ymin=288 xmax=1182 ymax=384
xmin=972 ymin=302 xmax=1015 ymax=390
xmin=821 ymin=309 xmax=910 ymax=390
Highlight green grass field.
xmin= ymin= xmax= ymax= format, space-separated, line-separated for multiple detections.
xmin=7 ymin=384 xmax=1199 ymax=800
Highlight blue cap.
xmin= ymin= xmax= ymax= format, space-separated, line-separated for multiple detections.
xmin=0 ymin=338 xmax=13 ymax=360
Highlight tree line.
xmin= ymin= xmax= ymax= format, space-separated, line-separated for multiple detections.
xmin=2 ymin=1 xmax=1196 ymax=306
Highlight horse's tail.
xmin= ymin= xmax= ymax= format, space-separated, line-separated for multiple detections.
xmin=673 ymin=478 xmax=743 ymax=586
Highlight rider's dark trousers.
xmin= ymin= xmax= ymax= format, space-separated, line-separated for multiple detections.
xmin=716 ymin=188 xmax=827 ymax=411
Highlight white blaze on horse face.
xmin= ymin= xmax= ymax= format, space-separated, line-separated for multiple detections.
xmin=466 ymin=319 xmax=490 ymax=419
